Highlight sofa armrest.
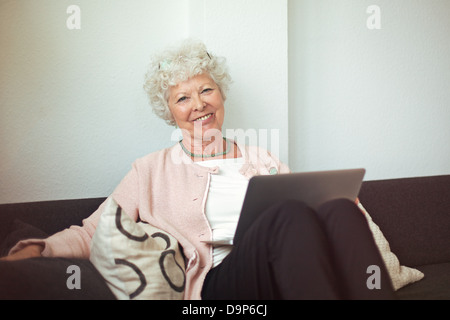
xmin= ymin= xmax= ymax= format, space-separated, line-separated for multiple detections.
xmin=0 ymin=197 xmax=106 ymax=246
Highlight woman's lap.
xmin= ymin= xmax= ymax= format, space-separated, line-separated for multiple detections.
xmin=201 ymin=199 xmax=395 ymax=300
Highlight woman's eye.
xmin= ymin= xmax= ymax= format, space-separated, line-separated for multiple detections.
xmin=177 ymin=96 xmax=188 ymax=103
xmin=202 ymin=88 xmax=212 ymax=94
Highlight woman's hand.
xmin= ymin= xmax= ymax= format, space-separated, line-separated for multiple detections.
xmin=0 ymin=244 xmax=43 ymax=261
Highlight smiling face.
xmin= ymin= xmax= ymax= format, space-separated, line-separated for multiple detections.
xmin=168 ymin=73 xmax=225 ymax=142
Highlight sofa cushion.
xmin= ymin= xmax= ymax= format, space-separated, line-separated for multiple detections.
xmin=358 ymin=202 xmax=424 ymax=290
xmin=0 ymin=257 xmax=116 ymax=300
xmin=0 ymin=216 xmax=115 ymax=300
xmin=359 ymin=175 xmax=450 ymax=267
xmin=396 ymin=263 xmax=450 ymax=300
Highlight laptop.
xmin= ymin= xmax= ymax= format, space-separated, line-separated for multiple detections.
xmin=232 ymin=168 xmax=366 ymax=245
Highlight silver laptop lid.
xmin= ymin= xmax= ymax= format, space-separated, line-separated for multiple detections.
xmin=233 ymin=168 xmax=366 ymax=245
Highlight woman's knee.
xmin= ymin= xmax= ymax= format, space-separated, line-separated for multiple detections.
xmin=254 ymin=199 xmax=323 ymax=242
xmin=263 ymin=199 xmax=316 ymax=225
xmin=316 ymin=198 xmax=368 ymax=231
xmin=318 ymin=198 xmax=362 ymax=217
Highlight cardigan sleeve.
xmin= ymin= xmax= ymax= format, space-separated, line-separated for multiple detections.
xmin=8 ymin=163 xmax=141 ymax=259
xmin=265 ymin=149 xmax=291 ymax=174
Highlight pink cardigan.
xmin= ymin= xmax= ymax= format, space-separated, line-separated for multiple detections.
xmin=10 ymin=142 xmax=290 ymax=300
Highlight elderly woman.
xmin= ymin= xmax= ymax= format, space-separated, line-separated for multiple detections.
xmin=4 ymin=39 xmax=395 ymax=300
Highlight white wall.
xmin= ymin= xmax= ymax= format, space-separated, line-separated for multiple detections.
xmin=0 ymin=0 xmax=188 ymax=203
xmin=2 ymin=0 xmax=449 ymax=205
xmin=288 ymin=0 xmax=450 ymax=180
xmin=0 ymin=0 xmax=288 ymax=204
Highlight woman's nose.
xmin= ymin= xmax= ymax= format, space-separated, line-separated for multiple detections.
xmin=192 ymin=94 xmax=205 ymax=111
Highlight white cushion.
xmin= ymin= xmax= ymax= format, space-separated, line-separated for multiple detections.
xmin=89 ymin=197 xmax=185 ymax=300
xmin=358 ymin=202 xmax=424 ymax=290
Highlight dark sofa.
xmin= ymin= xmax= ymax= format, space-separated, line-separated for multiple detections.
xmin=1 ymin=175 xmax=449 ymax=300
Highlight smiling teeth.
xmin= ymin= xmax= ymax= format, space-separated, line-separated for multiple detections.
xmin=195 ymin=114 xmax=212 ymax=121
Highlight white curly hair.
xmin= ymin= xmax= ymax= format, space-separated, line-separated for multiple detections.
xmin=143 ymin=39 xmax=232 ymax=126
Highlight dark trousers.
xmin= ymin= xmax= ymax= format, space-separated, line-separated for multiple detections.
xmin=201 ymin=199 xmax=396 ymax=300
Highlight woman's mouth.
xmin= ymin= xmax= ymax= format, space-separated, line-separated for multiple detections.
xmin=194 ymin=113 xmax=213 ymax=122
